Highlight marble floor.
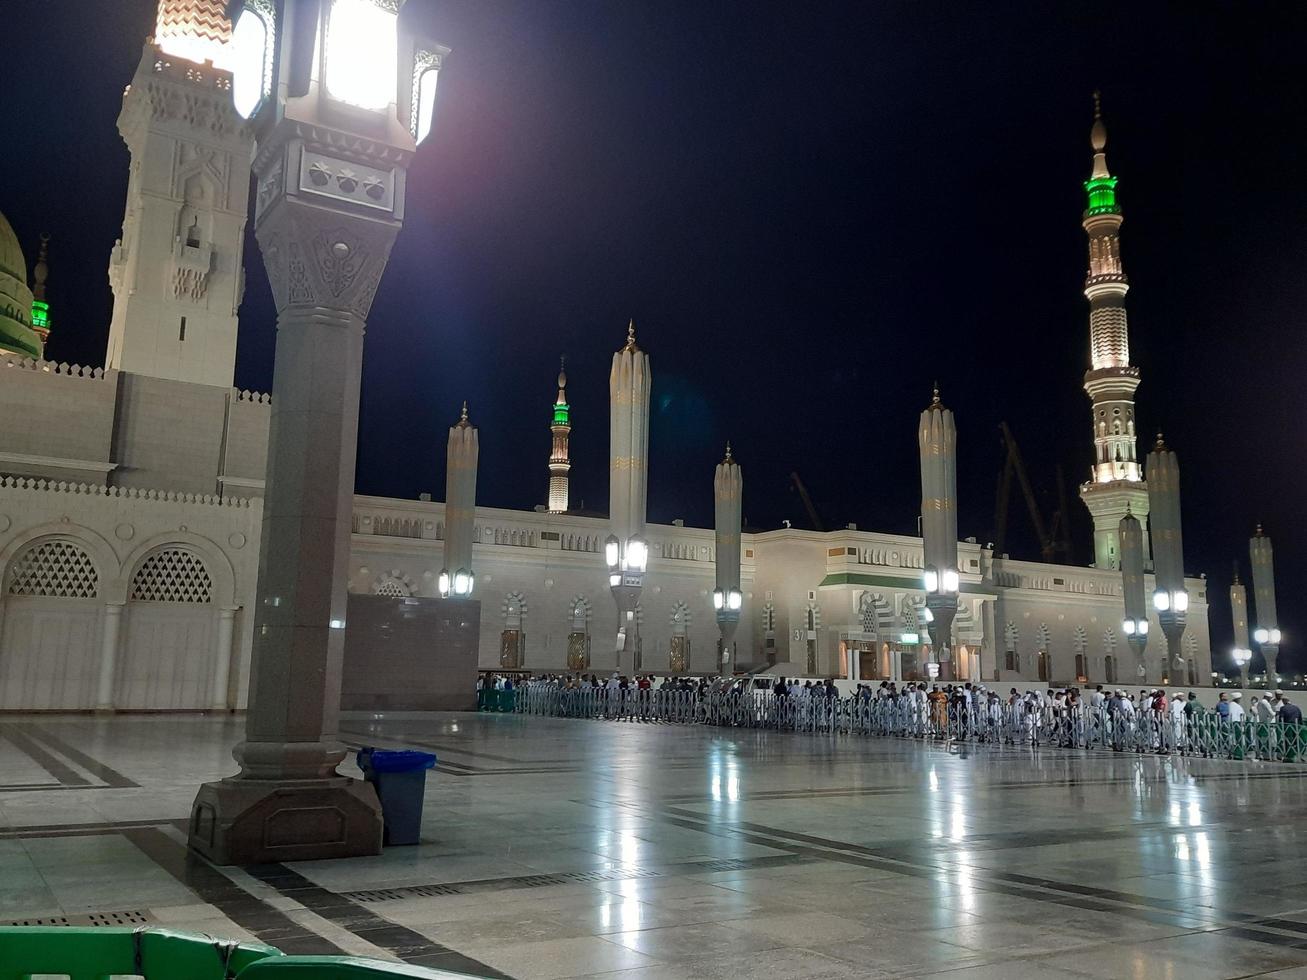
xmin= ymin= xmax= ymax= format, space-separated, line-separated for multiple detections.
xmin=2 ymin=714 xmax=1307 ymax=980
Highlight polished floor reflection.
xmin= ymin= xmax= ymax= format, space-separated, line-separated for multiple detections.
xmin=2 ymin=712 xmax=1307 ymax=979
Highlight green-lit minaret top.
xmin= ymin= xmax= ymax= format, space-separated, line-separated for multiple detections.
xmin=553 ymin=357 xmax=570 ymax=425
xmin=30 ymin=234 xmax=50 ymax=347
xmin=1083 ymin=91 xmax=1120 ymax=216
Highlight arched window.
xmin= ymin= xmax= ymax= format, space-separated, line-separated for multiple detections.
xmin=131 ymin=548 xmax=213 ymax=603
xmin=7 ymin=539 xmax=100 ymax=599
xmin=1104 ymin=654 xmax=1117 ymax=684
xmin=1004 ymin=622 xmax=1019 ymax=672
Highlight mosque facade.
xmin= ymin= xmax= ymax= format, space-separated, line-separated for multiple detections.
xmin=0 ymin=3 xmax=1212 ymax=712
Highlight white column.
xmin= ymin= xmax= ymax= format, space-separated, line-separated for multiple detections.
xmin=211 ymin=607 xmax=237 ymax=711
xmin=96 ymin=603 xmax=125 ymax=712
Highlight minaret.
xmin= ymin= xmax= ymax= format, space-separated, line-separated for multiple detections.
xmin=29 ymin=235 xmax=50 ymax=350
xmin=919 ymin=386 xmax=959 ymax=679
xmin=607 ymin=319 xmax=651 ymax=673
xmin=713 ymin=444 xmax=743 ymax=672
xmin=105 ymin=0 xmax=252 ymax=388
xmin=548 ymin=357 xmax=571 ymax=513
xmin=1078 ymin=93 xmax=1149 ymax=569
xmin=1230 ymin=564 xmax=1251 ymax=689
xmin=441 ymin=402 xmax=478 ymax=601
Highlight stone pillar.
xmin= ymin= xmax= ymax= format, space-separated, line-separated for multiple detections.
xmin=1119 ymin=508 xmax=1149 ymax=682
xmin=1250 ymin=526 xmax=1279 ymax=688
xmin=96 ymin=603 xmax=125 ymax=713
xmin=1146 ymin=434 xmax=1186 ymax=683
xmin=1229 ymin=567 xmax=1250 ymax=688
xmin=442 ymin=404 xmax=478 ymax=596
xmin=210 ymin=607 xmax=237 ymax=711
xmin=608 ymin=322 xmax=650 ymax=675
xmin=189 ymin=149 xmax=404 ymax=867
xmin=919 ymin=388 xmax=959 ymax=677
xmin=714 ymin=444 xmax=743 ymax=671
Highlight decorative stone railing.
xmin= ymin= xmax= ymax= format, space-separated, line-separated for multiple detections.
xmin=2 ymin=356 xmax=108 ymax=379
xmin=0 ymin=476 xmax=255 ymax=508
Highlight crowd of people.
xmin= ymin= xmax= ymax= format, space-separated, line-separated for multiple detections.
xmin=491 ymin=672 xmax=1306 ymax=761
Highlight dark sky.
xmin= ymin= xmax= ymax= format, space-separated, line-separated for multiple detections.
xmin=6 ymin=1 xmax=1307 ymax=674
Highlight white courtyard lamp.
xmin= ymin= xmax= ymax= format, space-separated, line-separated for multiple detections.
xmin=190 ymin=0 xmax=449 ymax=864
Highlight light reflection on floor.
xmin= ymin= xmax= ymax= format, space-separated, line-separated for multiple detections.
xmin=3 ymin=712 xmax=1307 ymax=978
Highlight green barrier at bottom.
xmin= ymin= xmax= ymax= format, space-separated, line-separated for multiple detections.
xmin=0 ymin=928 xmax=483 ymax=980
xmin=0 ymin=926 xmax=281 ymax=980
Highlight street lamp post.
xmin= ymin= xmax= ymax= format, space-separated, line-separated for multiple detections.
xmin=1250 ymin=525 xmax=1282 ymax=690
xmin=1145 ymin=434 xmax=1186 ymax=685
xmin=919 ymin=387 xmax=959 ymax=679
xmin=190 ymin=0 xmax=449 ymax=864
xmin=608 ymin=322 xmax=651 ymax=674
xmin=606 ymin=533 xmax=648 ymax=671
xmin=439 ymin=403 xmax=477 ymax=602
xmin=1118 ymin=506 xmax=1150 ymax=680
xmin=1230 ymin=563 xmax=1252 ymax=689
xmin=712 ymin=444 xmax=743 ymax=672
xmin=1232 ymin=647 xmax=1252 ymax=687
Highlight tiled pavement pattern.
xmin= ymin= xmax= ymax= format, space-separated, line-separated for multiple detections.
xmin=2 ymin=713 xmax=1307 ymax=979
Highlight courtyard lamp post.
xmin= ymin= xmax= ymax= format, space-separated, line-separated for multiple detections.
xmin=606 ymin=533 xmax=648 ymax=670
xmin=1233 ymin=646 xmax=1252 ymax=687
xmin=1250 ymin=525 xmax=1281 ymax=690
xmin=191 ymin=0 xmax=449 ymax=864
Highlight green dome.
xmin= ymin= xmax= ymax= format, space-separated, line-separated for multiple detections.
xmin=0 ymin=210 xmax=41 ymax=360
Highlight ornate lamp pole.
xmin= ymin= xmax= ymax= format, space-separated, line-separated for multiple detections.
xmin=712 ymin=444 xmax=743 ymax=672
xmin=1146 ymin=433 xmax=1187 ymax=685
xmin=191 ymin=0 xmax=449 ymax=864
xmin=919 ymin=387 xmax=959 ymax=679
xmin=439 ymin=402 xmax=477 ymax=601
xmin=1118 ymin=506 xmax=1150 ymax=680
xmin=1230 ymin=564 xmax=1252 ymax=689
xmin=1250 ymin=525 xmax=1282 ymax=689
xmin=607 ymin=321 xmax=650 ymax=674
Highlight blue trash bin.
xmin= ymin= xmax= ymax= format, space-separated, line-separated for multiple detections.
xmin=356 ymin=748 xmax=437 ymax=846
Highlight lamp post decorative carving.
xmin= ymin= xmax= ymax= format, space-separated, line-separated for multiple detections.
xmin=190 ymin=0 xmax=449 ymax=864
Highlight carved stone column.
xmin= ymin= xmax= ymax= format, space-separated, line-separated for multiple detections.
xmin=189 ymin=132 xmax=402 ymax=865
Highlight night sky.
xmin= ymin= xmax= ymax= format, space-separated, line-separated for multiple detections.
xmin=6 ymin=1 xmax=1307 ymax=673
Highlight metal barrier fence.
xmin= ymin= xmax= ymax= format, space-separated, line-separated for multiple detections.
xmin=507 ymin=685 xmax=1307 ymax=763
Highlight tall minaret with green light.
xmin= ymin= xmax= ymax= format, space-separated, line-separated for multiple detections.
xmin=548 ymin=357 xmax=571 ymax=513
xmin=1078 ymin=92 xmax=1149 ymax=570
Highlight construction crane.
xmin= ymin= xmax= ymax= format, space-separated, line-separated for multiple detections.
xmin=994 ymin=422 xmax=1072 ymax=563
xmin=788 ymin=472 xmax=825 ymax=532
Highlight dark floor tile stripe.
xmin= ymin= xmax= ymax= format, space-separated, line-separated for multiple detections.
xmin=123 ymin=828 xmax=346 ymax=957
xmin=0 ymin=724 xmax=90 ymax=786
xmin=20 ymin=723 xmax=138 ymax=787
xmin=244 ymin=863 xmax=512 ymax=978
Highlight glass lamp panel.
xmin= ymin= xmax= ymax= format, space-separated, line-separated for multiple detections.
xmin=230 ymin=10 xmax=269 ymax=119
xmin=416 ymin=67 xmax=438 ymax=143
xmin=326 ymin=0 xmax=398 ymax=110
